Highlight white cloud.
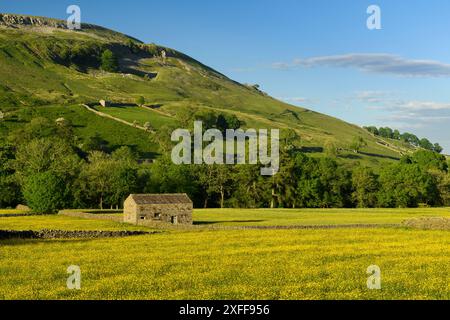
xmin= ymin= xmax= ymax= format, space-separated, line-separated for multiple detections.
xmin=355 ymin=90 xmax=391 ymax=104
xmin=352 ymin=91 xmax=450 ymax=113
xmin=274 ymin=53 xmax=450 ymax=77
xmin=380 ymin=113 xmax=450 ymax=123
xmin=350 ymin=91 xmax=450 ymax=137
xmin=394 ymin=101 xmax=450 ymax=111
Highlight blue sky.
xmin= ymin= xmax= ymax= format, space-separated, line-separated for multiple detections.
xmin=2 ymin=0 xmax=450 ymax=152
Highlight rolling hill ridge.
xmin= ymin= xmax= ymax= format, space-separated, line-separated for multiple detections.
xmin=0 ymin=13 xmax=414 ymax=166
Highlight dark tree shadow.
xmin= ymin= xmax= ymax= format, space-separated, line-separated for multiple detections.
xmin=338 ymin=153 xmax=362 ymax=160
xmin=146 ymin=104 xmax=163 ymax=109
xmin=358 ymin=151 xmax=400 ymax=161
xmin=301 ymin=146 xmax=324 ymax=153
xmin=121 ymin=67 xmax=157 ymax=79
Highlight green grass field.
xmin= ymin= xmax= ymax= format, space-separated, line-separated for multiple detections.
xmin=0 ymin=214 xmax=144 ymax=231
xmin=0 ymin=210 xmax=31 ymax=216
xmin=193 ymin=208 xmax=450 ymax=226
xmin=0 ymin=208 xmax=449 ymax=300
xmin=0 ymin=104 xmax=160 ymax=158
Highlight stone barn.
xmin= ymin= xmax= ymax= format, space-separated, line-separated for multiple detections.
xmin=99 ymin=100 xmax=110 ymax=107
xmin=124 ymin=194 xmax=193 ymax=225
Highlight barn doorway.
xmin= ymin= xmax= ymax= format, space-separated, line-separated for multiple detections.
xmin=171 ymin=216 xmax=178 ymax=225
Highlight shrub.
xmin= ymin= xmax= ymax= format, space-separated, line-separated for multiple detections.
xmin=136 ymin=96 xmax=145 ymax=106
xmin=23 ymin=172 xmax=67 ymax=214
xmin=101 ymin=49 xmax=119 ymax=72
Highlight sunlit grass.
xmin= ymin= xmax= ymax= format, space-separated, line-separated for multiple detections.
xmin=0 ymin=210 xmax=31 ymax=215
xmin=193 ymin=208 xmax=450 ymax=226
xmin=0 ymin=214 xmax=146 ymax=231
xmin=0 ymin=227 xmax=449 ymax=300
xmin=0 ymin=209 xmax=449 ymax=300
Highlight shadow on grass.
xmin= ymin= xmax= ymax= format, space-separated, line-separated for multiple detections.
xmin=121 ymin=67 xmax=157 ymax=79
xmin=4 ymin=118 xmax=27 ymax=124
xmin=0 ymin=238 xmax=97 ymax=247
xmin=338 ymin=153 xmax=362 ymax=160
xmin=194 ymin=220 xmax=265 ymax=225
xmin=358 ymin=151 xmax=400 ymax=161
xmin=82 ymin=210 xmax=123 ymax=214
xmin=110 ymin=144 xmax=159 ymax=160
xmin=300 ymin=146 xmax=324 ymax=154
xmin=0 ymin=230 xmax=155 ymax=245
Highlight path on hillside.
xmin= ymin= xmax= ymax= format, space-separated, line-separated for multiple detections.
xmin=81 ymin=104 xmax=155 ymax=133
xmin=375 ymin=137 xmax=412 ymax=154
xmin=365 ymin=131 xmax=415 ymax=155
xmin=140 ymin=105 xmax=175 ymax=118
xmin=81 ymin=102 xmax=404 ymax=158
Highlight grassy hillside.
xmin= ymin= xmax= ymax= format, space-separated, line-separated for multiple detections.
xmin=0 ymin=104 xmax=160 ymax=157
xmin=0 ymin=13 xmax=413 ymax=165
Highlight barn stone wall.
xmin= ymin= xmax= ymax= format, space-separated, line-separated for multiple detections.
xmin=135 ymin=203 xmax=193 ymax=225
xmin=124 ymin=197 xmax=193 ymax=225
xmin=124 ymin=198 xmax=137 ymax=224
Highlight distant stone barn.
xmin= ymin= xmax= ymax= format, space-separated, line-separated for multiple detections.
xmin=124 ymin=194 xmax=193 ymax=225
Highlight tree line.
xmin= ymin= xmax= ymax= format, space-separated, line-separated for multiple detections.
xmin=0 ymin=116 xmax=449 ymax=213
xmin=364 ymin=126 xmax=443 ymax=153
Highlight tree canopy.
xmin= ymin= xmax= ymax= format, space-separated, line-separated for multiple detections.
xmin=364 ymin=126 xmax=443 ymax=153
xmin=0 ymin=116 xmax=449 ymax=211
xmin=101 ymin=49 xmax=119 ymax=72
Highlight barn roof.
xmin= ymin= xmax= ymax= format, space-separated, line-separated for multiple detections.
xmin=128 ymin=194 xmax=192 ymax=205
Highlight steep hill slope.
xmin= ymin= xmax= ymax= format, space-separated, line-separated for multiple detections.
xmin=0 ymin=13 xmax=411 ymax=166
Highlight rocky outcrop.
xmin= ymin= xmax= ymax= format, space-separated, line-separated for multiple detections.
xmin=0 ymin=14 xmax=67 ymax=28
xmin=0 ymin=13 xmax=143 ymax=46
xmin=0 ymin=13 xmax=104 ymax=32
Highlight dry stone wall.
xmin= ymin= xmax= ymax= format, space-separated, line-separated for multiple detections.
xmin=0 ymin=229 xmax=152 ymax=240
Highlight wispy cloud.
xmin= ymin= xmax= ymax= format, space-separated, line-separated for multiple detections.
xmin=274 ymin=53 xmax=450 ymax=77
xmin=394 ymin=101 xmax=450 ymax=111
xmin=379 ymin=113 xmax=450 ymax=123
xmin=355 ymin=90 xmax=391 ymax=104
xmin=349 ymin=90 xmax=450 ymax=134
xmin=352 ymin=91 xmax=450 ymax=113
